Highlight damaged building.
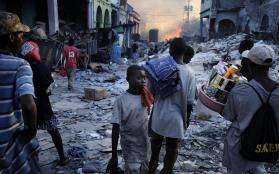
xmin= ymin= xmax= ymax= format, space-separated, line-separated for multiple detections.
xmin=0 ymin=0 xmax=141 ymax=64
xmin=200 ymin=0 xmax=279 ymax=41
xmin=0 ymin=0 xmax=140 ymax=35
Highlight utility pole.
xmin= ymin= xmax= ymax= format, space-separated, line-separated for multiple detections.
xmin=183 ymin=0 xmax=193 ymax=35
xmin=187 ymin=0 xmax=190 ymax=24
xmin=184 ymin=0 xmax=193 ymax=24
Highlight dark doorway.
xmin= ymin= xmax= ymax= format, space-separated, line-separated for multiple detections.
xmin=6 ymin=0 xmax=22 ymax=19
xmin=209 ymin=18 xmax=216 ymax=39
xmin=260 ymin=15 xmax=269 ymax=31
xmin=111 ymin=10 xmax=118 ymax=27
xmin=104 ymin=10 xmax=110 ymax=28
xmin=96 ymin=6 xmax=102 ymax=28
xmin=218 ymin=19 xmax=236 ymax=38
xmin=58 ymin=0 xmax=87 ymax=29
xmin=5 ymin=0 xmax=45 ymax=28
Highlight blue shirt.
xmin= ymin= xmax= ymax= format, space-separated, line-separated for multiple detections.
xmin=110 ymin=44 xmax=122 ymax=62
xmin=0 ymin=54 xmax=40 ymax=174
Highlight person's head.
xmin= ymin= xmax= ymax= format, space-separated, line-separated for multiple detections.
xmin=169 ymin=38 xmax=187 ymax=60
xmin=69 ymin=38 xmax=75 ymax=46
xmin=126 ymin=65 xmax=146 ymax=92
xmin=183 ymin=45 xmax=195 ymax=64
xmin=132 ymin=43 xmax=138 ymax=53
xmin=240 ymin=50 xmax=252 ymax=80
xmin=239 ymin=38 xmax=254 ymax=54
xmin=241 ymin=45 xmax=275 ymax=80
xmin=0 ymin=12 xmax=30 ymax=54
xmin=29 ymin=27 xmax=47 ymax=41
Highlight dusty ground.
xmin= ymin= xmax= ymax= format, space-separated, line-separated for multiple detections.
xmin=37 ymin=36 xmax=279 ymax=174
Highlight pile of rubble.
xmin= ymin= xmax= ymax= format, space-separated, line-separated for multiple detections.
xmin=37 ymin=34 xmax=279 ymax=174
xmin=192 ymin=33 xmax=279 ymax=82
xmin=38 ymin=64 xmax=129 ymax=173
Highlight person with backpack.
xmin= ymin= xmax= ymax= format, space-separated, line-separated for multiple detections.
xmin=223 ymin=45 xmax=279 ymax=174
xmin=147 ymin=38 xmax=197 ymax=174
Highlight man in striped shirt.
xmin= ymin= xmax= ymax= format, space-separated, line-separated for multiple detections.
xmin=0 ymin=12 xmax=40 ymax=173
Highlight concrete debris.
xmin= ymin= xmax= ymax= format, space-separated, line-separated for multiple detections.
xmin=84 ymin=87 xmax=109 ymax=101
xmin=37 ymin=34 xmax=279 ymax=173
xmin=179 ymin=160 xmax=199 ymax=172
xmin=89 ymin=63 xmax=104 ymax=73
xmin=67 ymin=146 xmax=87 ymax=158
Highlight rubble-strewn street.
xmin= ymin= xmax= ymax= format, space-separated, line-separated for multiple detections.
xmin=2 ymin=0 xmax=279 ymax=174
xmin=37 ymin=35 xmax=279 ymax=174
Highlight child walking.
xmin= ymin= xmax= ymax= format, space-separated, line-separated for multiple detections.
xmin=107 ymin=65 xmax=153 ymax=174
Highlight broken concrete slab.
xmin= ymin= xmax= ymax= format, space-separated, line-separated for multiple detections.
xmin=84 ymin=87 xmax=109 ymax=101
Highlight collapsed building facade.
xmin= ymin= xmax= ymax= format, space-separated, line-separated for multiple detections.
xmin=0 ymin=0 xmax=140 ymax=36
xmin=200 ymin=0 xmax=279 ymax=41
xmin=0 ymin=0 xmax=141 ymax=65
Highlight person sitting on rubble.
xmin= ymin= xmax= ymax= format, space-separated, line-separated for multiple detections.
xmin=0 ymin=12 xmax=40 ymax=173
xmin=223 ymin=45 xmax=279 ymax=174
xmin=107 ymin=65 xmax=153 ymax=174
xmin=21 ymin=29 xmax=69 ymax=166
xmin=63 ymin=38 xmax=80 ymax=91
xmin=148 ymin=38 xmax=197 ymax=174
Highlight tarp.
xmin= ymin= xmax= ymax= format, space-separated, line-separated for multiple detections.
xmin=113 ymin=26 xmax=125 ymax=33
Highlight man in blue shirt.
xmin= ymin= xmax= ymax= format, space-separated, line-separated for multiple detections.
xmin=0 ymin=12 xmax=40 ymax=173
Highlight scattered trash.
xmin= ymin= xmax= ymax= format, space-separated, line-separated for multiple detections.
xmin=67 ymin=146 xmax=87 ymax=158
xmin=82 ymin=161 xmax=103 ymax=173
xmin=89 ymin=63 xmax=103 ymax=73
xmin=38 ymin=33 xmax=279 ymax=173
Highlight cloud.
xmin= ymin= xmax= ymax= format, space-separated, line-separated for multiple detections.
xmin=128 ymin=0 xmax=201 ymax=40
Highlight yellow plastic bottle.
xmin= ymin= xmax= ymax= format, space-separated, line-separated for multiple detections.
xmin=224 ymin=65 xmax=238 ymax=78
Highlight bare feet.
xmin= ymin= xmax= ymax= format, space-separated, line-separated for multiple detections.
xmin=57 ymin=157 xmax=70 ymax=166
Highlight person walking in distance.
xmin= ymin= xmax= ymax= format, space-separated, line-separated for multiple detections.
xmin=63 ymin=38 xmax=80 ymax=91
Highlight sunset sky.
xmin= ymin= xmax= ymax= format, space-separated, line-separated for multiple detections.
xmin=128 ymin=0 xmax=201 ymax=39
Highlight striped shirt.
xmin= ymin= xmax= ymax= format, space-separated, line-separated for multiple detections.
xmin=0 ymin=54 xmax=40 ymax=174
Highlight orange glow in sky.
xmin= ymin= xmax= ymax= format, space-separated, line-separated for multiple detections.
xmin=128 ymin=0 xmax=201 ymax=40
xmin=163 ymin=27 xmax=182 ymax=41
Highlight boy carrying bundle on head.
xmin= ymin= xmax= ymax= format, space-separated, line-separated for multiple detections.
xmin=107 ymin=65 xmax=153 ymax=174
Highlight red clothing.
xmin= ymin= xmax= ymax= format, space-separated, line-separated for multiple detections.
xmin=21 ymin=41 xmax=41 ymax=62
xmin=63 ymin=46 xmax=80 ymax=69
xmin=141 ymin=86 xmax=154 ymax=109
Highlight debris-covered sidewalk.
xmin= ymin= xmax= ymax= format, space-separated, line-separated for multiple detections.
xmin=38 ymin=35 xmax=279 ymax=174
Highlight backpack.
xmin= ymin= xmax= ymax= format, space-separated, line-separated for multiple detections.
xmin=240 ymin=83 xmax=279 ymax=163
xmin=143 ymin=56 xmax=181 ymax=98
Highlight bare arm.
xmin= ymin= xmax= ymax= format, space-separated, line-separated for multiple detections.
xmin=111 ymin=123 xmax=119 ymax=160
xmin=187 ymin=104 xmax=193 ymax=127
xmin=20 ymin=94 xmax=37 ymax=138
xmin=107 ymin=123 xmax=120 ymax=173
